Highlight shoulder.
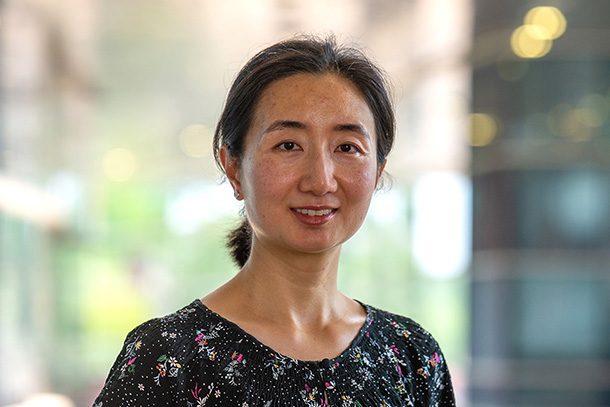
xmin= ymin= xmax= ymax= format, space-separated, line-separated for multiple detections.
xmin=125 ymin=300 xmax=222 ymax=361
xmin=137 ymin=300 xmax=202 ymax=330
xmin=365 ymin=304 xmax=456 ymax=406
xmin=123 ymin=302 xmax=199 ymax=346
xmin=94 ymin=301 xmax=211 ymax=406
xmin=366 ymin=305 xmax=448 ymax=376
xmin=368 ymin=305 xmax=440 ymax=349
xmin=117 ymin=300 xmax=210 ymax=367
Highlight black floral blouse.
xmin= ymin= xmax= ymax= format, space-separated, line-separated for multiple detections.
xmin=93 ymin=300 xmax=455 ymax=407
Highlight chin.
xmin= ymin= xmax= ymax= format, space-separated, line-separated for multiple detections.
xmin=285 ymin=236 xmax=347 ymax=256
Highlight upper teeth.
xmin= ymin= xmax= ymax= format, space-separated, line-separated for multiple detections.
xmin=295 ymin=208 xmax=333 ymax=216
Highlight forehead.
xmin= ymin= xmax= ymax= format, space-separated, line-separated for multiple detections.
xmin=252 ymin=73 xmax=374 ymax=124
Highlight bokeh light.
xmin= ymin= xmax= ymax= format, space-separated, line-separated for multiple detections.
xmin=511 ymin=6 xmax=566 ymax=59
xmin=578 ymin=93 xmax=610 ymax=128
xmin=511 ymin=24 xmax=553 ymax=58
xmin=524 ymin=6 xmax=567 ymax=40
xmin=179 ymin=124 xmax=213 ymax=158
xmin=558 ymin=108 xmax=594 ymax=142
xmin=102 ymin=148 xmax=137 ymax=182
xmin=546 ymin=94 xmax=610 ymax=142
xmin=469 ymin=113 xmax=498 ymax=146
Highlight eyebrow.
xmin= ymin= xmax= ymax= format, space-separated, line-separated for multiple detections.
xmin=334 ymin=123 xmax=372 ymax=141
xmin=263 ymin=120 xmax=305 ymax=134
xmin=263 ymin=120 xmax=372 ymax=141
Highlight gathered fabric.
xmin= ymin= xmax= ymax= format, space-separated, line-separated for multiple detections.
xmin=94 ymin=299 xmax=455 ymax=407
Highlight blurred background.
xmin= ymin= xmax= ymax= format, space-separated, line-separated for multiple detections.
xmin=0 ymin=0 xmax=609 ymax=406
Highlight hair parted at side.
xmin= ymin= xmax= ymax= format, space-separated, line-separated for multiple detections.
xmin=213 ymin=34 xmax=396 ymax=267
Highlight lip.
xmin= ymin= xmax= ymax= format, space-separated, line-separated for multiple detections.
xmin=291 ymin=206 xmax=337 ymax=226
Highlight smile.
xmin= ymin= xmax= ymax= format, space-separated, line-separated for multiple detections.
xmin=292 ymin=208 xmax=334 ymax=216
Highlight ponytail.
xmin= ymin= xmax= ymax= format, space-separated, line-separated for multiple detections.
xmin=226 ymin=218 xmax=252 ymax=267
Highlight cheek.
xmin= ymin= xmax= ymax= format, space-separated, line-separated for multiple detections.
xmin=343 ymin=167 xmax=379 ymax=206
xmin=242 ymin=160 xmax=292 ymax=206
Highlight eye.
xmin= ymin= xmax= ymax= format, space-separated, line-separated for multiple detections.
xmin=337 ymin=144 xmax=360 ymax=153
xmin=276 ymin=141 xmax=299 ymax=151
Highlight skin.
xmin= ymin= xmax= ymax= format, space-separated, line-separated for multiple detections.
xmin=202 ymin=73 xmax=386 ymax=361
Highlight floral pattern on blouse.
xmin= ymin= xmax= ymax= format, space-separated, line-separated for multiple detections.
xmin=93 ymin=300 xmax=455 ymax=407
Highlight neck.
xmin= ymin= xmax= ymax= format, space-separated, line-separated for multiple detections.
xmin=227 ymin=241 xmax=347 ymax=329
xmin=201 ymin=240 xmax=368 ymax=361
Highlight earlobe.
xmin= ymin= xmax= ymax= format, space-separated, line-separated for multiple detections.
xmin=220 ymin=145 xmax=242 ymax=199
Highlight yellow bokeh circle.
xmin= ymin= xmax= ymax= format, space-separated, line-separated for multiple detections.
xmin=469 ymin=113 xmax=498 ymax=146
xmin=511 ymin=24 xmax=553 ymax=58
xmin=103 ymin=148 xmax=137 ymax=182
xmin=524 ymin=6 xmax=567 ymax=40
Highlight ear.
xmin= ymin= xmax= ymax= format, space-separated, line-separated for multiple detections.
xmin=375 ymin=159 xmax=387 ymax=189
xmin=220 ymin=145 xmax=243 ymax=200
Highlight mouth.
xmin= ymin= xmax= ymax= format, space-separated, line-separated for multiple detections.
xmin=291 ymin=207 xmax=337 ymax=226
xmin=292 ymin=208 xmax=335 ymax=217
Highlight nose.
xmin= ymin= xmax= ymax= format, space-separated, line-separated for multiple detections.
xmin=298 ymin=150 xmax=338 ymax=196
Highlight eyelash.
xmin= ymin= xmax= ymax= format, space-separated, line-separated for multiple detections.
xmin=275 ymin=142 xmax=362 ymax=154
xmin=276 ymin=141 xmax=300 ymax=151
xmin=336 ymin=144 xmax=361 ymax=154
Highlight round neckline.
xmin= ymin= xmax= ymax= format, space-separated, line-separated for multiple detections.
xmin=193 ymin=298 xmax=373 ymax=367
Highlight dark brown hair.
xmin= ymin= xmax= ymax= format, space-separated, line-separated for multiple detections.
xmin=213 ymin=35 xmax=396 ymax=267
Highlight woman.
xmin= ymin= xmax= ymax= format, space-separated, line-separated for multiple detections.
xmin=94 ymin=35 xmax=455 ymax=407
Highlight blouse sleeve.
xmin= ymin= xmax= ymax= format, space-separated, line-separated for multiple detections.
xmin=395 ymin=315 xmax=456 ymax=407
xmin=92 ymin=319 xmax=179 ymax=406
xmin=413 ymin=327 xmax=456 ymax=407
xmin=434 ymin=346 xmax=456 ymax=407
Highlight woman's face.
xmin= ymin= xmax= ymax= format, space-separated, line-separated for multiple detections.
xmin=223 ymin=73 xmax=384 ymax=259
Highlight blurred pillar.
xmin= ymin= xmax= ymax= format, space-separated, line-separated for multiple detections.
xmin=471 ymin=1 xmax=610 ymax=406
xmin=0 ymin=0 xmax=96 ymax=403
xmin=0 ymin=1 xmax=54 ymax=403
